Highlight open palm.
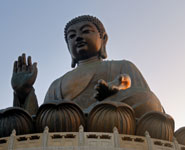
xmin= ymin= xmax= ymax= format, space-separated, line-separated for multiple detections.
xmin=11 ymin=54 xmax=38 ymax=94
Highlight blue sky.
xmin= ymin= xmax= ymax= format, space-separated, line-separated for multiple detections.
xmin=0 ymin=0 xmax=185 ymax=130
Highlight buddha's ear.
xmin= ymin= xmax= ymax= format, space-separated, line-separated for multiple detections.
xmin=103 ymin=33 xmax=108 ymax=45
xmin=99 ymin=33 xmax=108 ymax=59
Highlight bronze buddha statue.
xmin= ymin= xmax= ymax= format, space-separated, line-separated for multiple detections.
xmin=7 ymin=15 xmax=173 ymax=139
xmin=12 ymin=15 xmax=163 ymax=117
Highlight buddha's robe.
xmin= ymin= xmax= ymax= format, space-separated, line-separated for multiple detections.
xmin=44 ymin=60 xmax=163 ymax=118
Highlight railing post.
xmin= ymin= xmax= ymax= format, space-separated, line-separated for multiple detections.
xmin=78 ymin=125 xmax=84 ymax=146
xmin=145 ymin=131 xmax=153 ymax=150
xmin=8 ymin=130 xmax=16 ymax=150
xmin=42 ymin=126 xmax=49 ymax=150
xmin=113 ymin=127 xmax=120 ymax=148
xmin=173 ymin=137 xmax=180 ymax=150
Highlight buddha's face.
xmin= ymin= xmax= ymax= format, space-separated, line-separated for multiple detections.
xmin=66 ymin=21 xmax=102 ymax=61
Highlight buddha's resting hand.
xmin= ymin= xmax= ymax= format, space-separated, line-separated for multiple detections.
xmin=11 ymin=53 xmax=38 ymax=98
xmin=94 ymin=74 xmax=131 ymax=101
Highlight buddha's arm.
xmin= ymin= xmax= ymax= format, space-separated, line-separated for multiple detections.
xmin=94 ymin=60 xmax=164 ymax=118
xmin=119 ymin=61 xmax=164 ymax=117
xmin=119 ymin=60 xmax=150 ymax=90
xmin=94 ymin=74 xmax=131 ymax=101
xmin=13 ymin=88 xmax=38 ymax=116
xmin=11 ymin=54 xmax=38 ymax=116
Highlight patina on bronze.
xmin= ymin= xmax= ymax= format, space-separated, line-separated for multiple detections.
xmin=8 ymin=15 xmax=171 ymax=140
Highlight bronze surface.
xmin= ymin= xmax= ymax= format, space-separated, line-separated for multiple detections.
xmin=0 ymin=15 xmax=178 ymax=142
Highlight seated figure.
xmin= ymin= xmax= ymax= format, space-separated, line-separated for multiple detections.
xmin=11 ymin=15 xmax=163 ymax=119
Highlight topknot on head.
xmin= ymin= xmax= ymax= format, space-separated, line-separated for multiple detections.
xmin=64 ymin=15 xmax=106 ymax=43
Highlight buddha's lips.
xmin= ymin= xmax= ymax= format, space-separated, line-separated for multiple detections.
xmin=76 ymin=42 xmax=87 ymax=48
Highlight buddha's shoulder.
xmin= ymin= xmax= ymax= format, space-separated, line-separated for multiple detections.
xmin=104 ymin=59 xmax=136 ymax=66
xmin=48 ymin=69 xmax=74 ymax=87
xmin=49 ymin=66 xmax=87 ymax=86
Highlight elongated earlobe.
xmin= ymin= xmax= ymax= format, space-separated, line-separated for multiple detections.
xmin=99 ymin=46 xmax=107 ymax=59
xmin=71 ymin=58 xmax=77 ymax=68
xmin=99 ymin=34 xmax=108 ymax=59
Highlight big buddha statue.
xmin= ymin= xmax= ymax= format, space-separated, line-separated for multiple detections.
xmin=0 ymin=15 xmax=177 ymax=142
xmin=12 ymin=15 xmax=163 ymax=116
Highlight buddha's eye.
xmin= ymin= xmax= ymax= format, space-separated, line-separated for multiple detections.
xmin=68 ymin=34 xmax=76 ymax=39
xmin=82 ymin=29 xmax=91 ymax=34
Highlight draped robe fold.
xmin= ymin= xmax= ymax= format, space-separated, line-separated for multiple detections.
xmin=44 ymin=60 xmax=163 ymax=118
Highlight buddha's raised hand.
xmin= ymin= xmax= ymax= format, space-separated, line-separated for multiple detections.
xmin=94 ymin=74 xmax=131 ymax=101
xmin=11 ymin=53 xmax=38 ymax=95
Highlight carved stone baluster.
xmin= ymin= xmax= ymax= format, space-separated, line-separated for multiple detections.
xmin=113 ymin=127 xmax=120 ymax=148
xmin=173 ymin=137 xmax=180 ymax=150
xmin=145 ymin=131 xmax=153 ymax=150
xmin=42 ymin=126 xmax=49 ymax=149
xmin=79 ymin=125 xmax=84 ymax=146
xmin=8 ymin=130 xmax=16 ymax=150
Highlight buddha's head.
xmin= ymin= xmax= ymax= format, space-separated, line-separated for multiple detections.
xmin=64 ymin=15 xmax=108 ymax=68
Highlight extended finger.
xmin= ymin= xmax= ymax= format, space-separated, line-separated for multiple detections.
xmin=94 ymin=84 xmax=100 ymax=90
xmin=95 ymin=81 xmax=107 ymax=93
xmin=22 ymin=53 xmax=26 ymax=71
xmin=17 ymin=56 xmax=22 ymax=72
xmin=28 ymin=56 xmax=32 ymax=65
xmin=93 ymin=92 xmax=99 ymax=99
xmin=98 ymin=79 xmax=106 ymax=85
xmin=93 ymin=92 xmax=102 ymax=101
xmin=29 ymin=62 xmax=38 ymax=83
xmin=118 ymin=74 xmax=125 ymax=82
xmin=110 ymin=85 xmax=119 ymax=93
xmin=28 ymin=56 xmax=32 ymax=72
xmin=32 ymin=62 xmax=38 ymax=74
xmin=13 ymin=61 xmax=18 ymax=73
xmin=99 ymin=80 xmax=109 ymax=93
xmin=99 ymin=79 xmax=108 ymax=88
xmin=95 ymin=79 xmax=105 ymax=91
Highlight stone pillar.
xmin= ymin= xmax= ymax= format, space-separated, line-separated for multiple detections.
xmin=42 ymin=126 xmax=49 ymax=150
xmin=113 ymin=127 xmax=120 ymax=148
xmin=78 ymin=125 xmax=84 ymax=146
xmin=145 ymin=131 xmax=153 ymax=150
xmin=8 ymin=130 xmax=16 ymax=150
xmin=173 ymin=137 xmax=180 ymax=150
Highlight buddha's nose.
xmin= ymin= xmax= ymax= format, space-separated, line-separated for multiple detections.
xmin=76 ymin=36 xmax=83 ymax=42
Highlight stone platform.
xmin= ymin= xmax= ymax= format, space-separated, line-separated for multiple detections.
xmin=0 ymin=127 xmax=184 ymax=150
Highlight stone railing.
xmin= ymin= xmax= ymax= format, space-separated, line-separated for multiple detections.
xmin=0 ymin=126 xmax=184 ymax=150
